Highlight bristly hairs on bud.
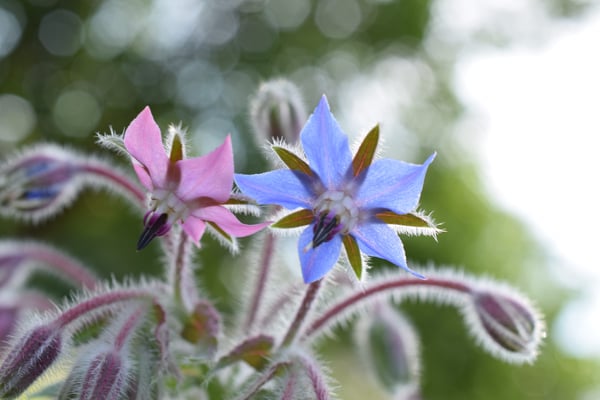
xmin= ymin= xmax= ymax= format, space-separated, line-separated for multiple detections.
xmin=355 ymin=304 xmax=421 ymax=395
xmin=460 ymin=278 xmax=545 ymax=364
xmin=249 ymin=78 xmax=307 ymax=146
xmin=58 ymin=302 xmax=152 ymax=400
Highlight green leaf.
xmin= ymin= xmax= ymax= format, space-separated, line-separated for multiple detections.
xmin=272 ymin=209 xmax=314 ymax=229
xmin=272 ymin=146 xmax=314 ymax=176
xmin=352 ymin=124 xmax=379 ymax=177
xmin=343 ymin=235 xmax=362 ymax=280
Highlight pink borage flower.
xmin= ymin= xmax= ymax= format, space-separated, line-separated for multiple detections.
xmin=124 ymin=107 xmax=267 ymax=249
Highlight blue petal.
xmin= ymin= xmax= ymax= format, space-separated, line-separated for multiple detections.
xmin=235 ymin=170 xmax=314 ymax=210
xmin=355 ymin=153 xmax=436 ymax=215
xmin=301 ymin=96 xmax=353 ymax=189
xmin=298 ymin=224 xmax=342 ymax=283
xmin=352 ymin=221 xmax=425 ymax=279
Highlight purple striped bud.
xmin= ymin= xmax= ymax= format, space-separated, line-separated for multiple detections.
xmin=250 ymin=79 xmax=307 ymax=145
xmin=79 ymin=350 xmax=130 ymax=400
xmin=0 ymin=324 xmax=62 ymax=398
xmin=0 ymin=145 xmax=79 ymax=221
xmin=468 ymin=288 xmax=545 ymax=363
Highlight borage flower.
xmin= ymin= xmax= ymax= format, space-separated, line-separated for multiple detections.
xmin=124 ymin=107 xmax=268 ymax=250
xmin=235 ymin=96 xmax=438 ymax=283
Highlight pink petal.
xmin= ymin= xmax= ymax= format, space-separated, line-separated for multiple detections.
xmin=123 ymin=107 xmax=169 ymax=190
xmin=182 ymin=216 xmax=207 ymax=245
xmin=176 ymin=136 xmax=234 ymax=203
xmin=193 ymin=205 xmax=269 ymax=237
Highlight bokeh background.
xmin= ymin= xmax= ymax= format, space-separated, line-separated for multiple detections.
xmin=1 ymin=0 xmax=599 ymax=399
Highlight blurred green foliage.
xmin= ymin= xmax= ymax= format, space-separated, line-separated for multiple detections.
xmin=1 ymin=0 xmax=598 ymax=399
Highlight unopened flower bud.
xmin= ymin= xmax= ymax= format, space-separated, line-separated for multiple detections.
xmin=358 ymin=305 xmax=420 ymax=395
xmin=250 ymin=79 xmax=307 ymax=145
xmin=0 ymin=145 xmax=80 ymax=221
xmin=181 ymin=300 xmax=221 ymax=358
xmin=0 ymin=324 xmax=62 ymax=398
xmin=468 ymin=288 xmax=545 ymax=363
xmin=79 ymin=350 xmax=130 ymax=400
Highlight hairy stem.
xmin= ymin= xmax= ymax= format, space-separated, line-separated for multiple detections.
xmin=244 ymin=232 xmax=277 ymax=331
xmin=81 ymin=163 xmax=145 ymax=206
xmin=55 ymin=289 xmax=156 ymax=328
xmin=22 ymin=242 xmax=98 ymax=289
xmin=172 ymin=233 xmax=197 ymax=311
xmin=301 ymin=277 xmax=472 ymax=341
xmin=281 ymin=279 xmax=323 ymax=347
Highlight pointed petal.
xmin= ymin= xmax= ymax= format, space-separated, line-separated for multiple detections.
xmin=193 ymin=205 xmax=269 ymax=237
xmin=235 ymin=170 xmax=314 ymax=210
xmin=298 ymin=225 xmax=342 ymax=283
xmin=177 ymin=136 xmax=233 ymax=202
xmin=352 ymin=222 xmax=425 ymax=279
xmin=356 ymin=153 xmax=436 ymax=215
xmin=123 ymin=107 xmax=169 ymax=189
xmin=300 ymin=96 xmax=352 ymax=189
xmin=182 ymin=216 xmax=207 ymax=245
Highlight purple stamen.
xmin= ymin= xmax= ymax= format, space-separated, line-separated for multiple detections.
xmin=311 ymin=211 xmax=341 ymax=248
xmin=137 ymin=212 xmax=170 ymax=250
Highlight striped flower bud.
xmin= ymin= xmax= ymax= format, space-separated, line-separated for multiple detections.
xmin=0 ymin=145 xmax=80 ymax=221
xmin=79 ymin=350 xmax=131 ymax=400
xmin=467 ymin=287 xmax=545 ymax=363
xmin=358 ymin=305 xmax=420 ymax=396
xmin=0 ymin=323 xmax=62 ymax=399
xmin=250 ymin=79 xmax=307 ymax=145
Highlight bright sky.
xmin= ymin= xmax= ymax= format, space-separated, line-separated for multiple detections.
xmin=454 ymin=7 xmax=600 ymax=357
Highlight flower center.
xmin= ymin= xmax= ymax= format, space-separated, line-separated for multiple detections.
xmin=309 ymin=190 xmax=359 ymax=249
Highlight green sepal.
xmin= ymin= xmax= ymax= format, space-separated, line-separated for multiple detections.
xmin=272 ymin=209 xmax=314 ymax=229
xmin=207 ymin=221 xmax=233 ymax=244
xmin=352 ymin=124 xmax=379 ymax=177
xmin=375 ymin=211 xmax=431 ymax=228
xmin=169 ymin=133 xmax=184 ymax=162
xmin=272 ymin=146 xmax=314 ymax=177
xmin=343 ymin=235 xmax=362 ymax=280
xmin=216 ymin=335 xmax=274 ymax=371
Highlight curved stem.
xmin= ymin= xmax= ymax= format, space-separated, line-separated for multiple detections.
xmin=80 ymin=163 xmax=145 ymax=207
xmin=23 ymin=242 xmax=98 ymax=289
xmin=114 ymin=304 xmax=148 ymax=350
xmin=301 ymin=277 xmax=472 ymax=341
xmin=55 ymin=289 xmax=155 ymax=328
xmin=281 ymin=279 xmax=323 ymax=347
xmin=244 ymin=232 xmax=277 ymax=331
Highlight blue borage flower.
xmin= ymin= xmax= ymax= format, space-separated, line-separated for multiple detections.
xmin=235 ymin=96 xmax=438 ymax=283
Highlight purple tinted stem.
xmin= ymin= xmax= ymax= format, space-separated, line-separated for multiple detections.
xmin=55 ymin=289 xmax=155 ymax=328
xmin=302 ymin=277 xmax=471 ymax=341
xmin=24 ymin=243 xmax=97 ymax=289
xmin=281 ymin=279 xmax=322 ymax=347
xmin=244 ymin=232 xmax=277 ymax=331
xmin=81 ymin=163 xmax=145 ymax=206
